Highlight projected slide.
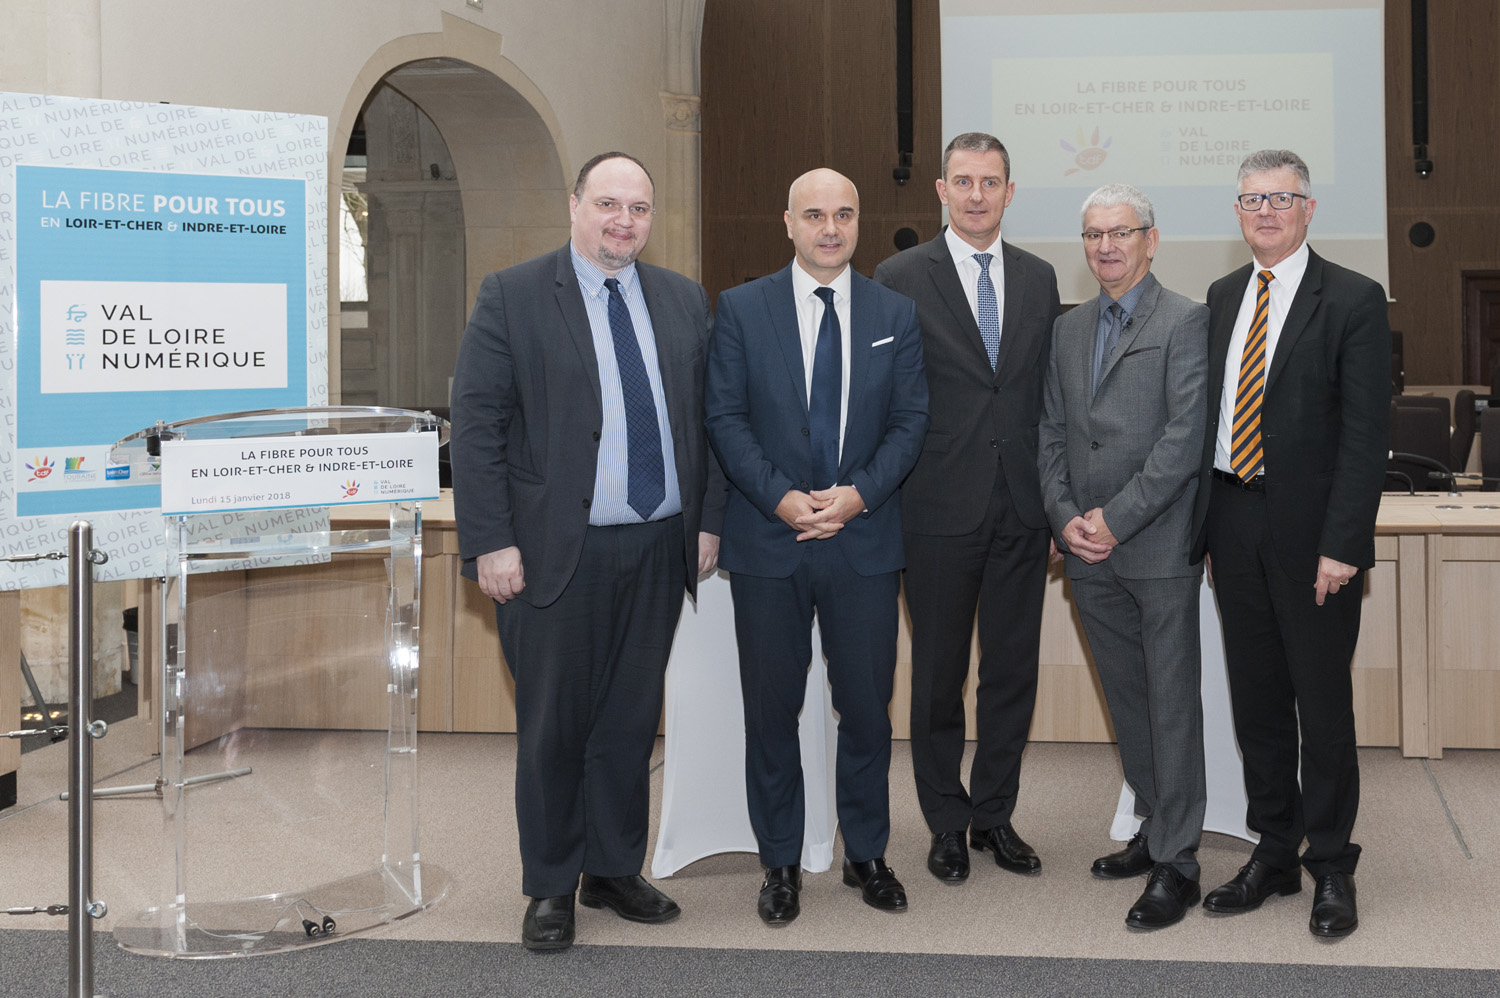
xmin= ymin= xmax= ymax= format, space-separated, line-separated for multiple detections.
xmin=941 ymin=1 xmax=1386 ymax=300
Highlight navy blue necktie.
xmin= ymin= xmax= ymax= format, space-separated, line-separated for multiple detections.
xmin=604 ymin=277 xmax=665 ymax=520
xmin=810 ymin=286 xmax=842 ymax=490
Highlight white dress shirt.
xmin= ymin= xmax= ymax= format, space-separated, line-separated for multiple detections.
xmin=790 ymin=260 xmax=852 ymax=472
xmin=944 ymin=226 xmax=1006 ymax=337
xmin=1213 ymin=240 xmax=1311 ymax=473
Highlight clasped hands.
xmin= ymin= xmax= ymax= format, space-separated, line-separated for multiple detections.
xmin=776 ymin=486 xmax=863 ymax=541
xmin=1060 ymin=507 xmax=1118 ymax=564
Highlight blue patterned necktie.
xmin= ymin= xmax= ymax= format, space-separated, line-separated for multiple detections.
xmin=974 ymin=251 xmax=1000 ymax=370
xmin=1092 ymin=303 xmax=1124 ymax=396
xmin=810 ymin=286 xmax=842 ymax=489
xmin=603 ymin=277 xmax=665 ymax=520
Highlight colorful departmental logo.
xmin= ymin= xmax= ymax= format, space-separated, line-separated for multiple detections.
xmin=1060 ymin=127 xmax=1112 ymax=176
xmin=341 ymin=480 xmax=360 ymax=498
xmin=64 ymin=456 xmax=87 ymax=475
xmin=26 ymin=457 xmax=54 ymax=481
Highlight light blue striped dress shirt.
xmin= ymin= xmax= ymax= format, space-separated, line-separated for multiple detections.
xmin=570 ymin=245 xmax=682 ymax=525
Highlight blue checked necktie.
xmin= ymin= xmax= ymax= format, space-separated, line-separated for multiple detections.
xmin=974 ymin=251 xmax=1000 ymax=370
xmin=810 ymin=286 xmax=842 ymax=489
xmin=604 ymin=277 xmax=665 ymax=520
xmin=1230 ymin=270 xmax=1274 ymax=480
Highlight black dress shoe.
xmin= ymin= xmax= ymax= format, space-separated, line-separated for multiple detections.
xmin=1125 ymin=864 xmax=1201 ymax=930
xmin=1092 ymin=832 xmax=1152 ymax=880
xmin=757 ymin=865 xmax=801 ymax=926
xmin=1309 ymin=872 xmax=1358 ymax=938
xmin=969 ymin=822 xmax=1042 ymax=875
xmin=1202 ymin=859 xmax=1302 ymax=914
xmin=842 ymin=857 xmax=908 ymax=912
xmin=522 ymin=894 xmax=575 ymax=951
xmin=578 ymin=874 xmax=681 ymax=924
xmin=927 ymin=831 xmax=970 ymax=884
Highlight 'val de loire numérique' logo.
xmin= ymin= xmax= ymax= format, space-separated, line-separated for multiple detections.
xmin=1060 ymin=127 xmax=1112 ymax=176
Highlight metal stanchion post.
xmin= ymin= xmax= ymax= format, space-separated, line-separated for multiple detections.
xmin=68 ymin=521 xmax=104 ymax=998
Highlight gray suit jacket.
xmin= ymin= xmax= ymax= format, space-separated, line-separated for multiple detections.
xmin=1038 ymin=276 xmax=1208 ymax=580
xmin=449 ymin=244 xmax=726 ymax=608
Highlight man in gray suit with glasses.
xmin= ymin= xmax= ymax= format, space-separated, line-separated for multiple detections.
xmin=1038 ymin=183 xmax=1208 ymax=930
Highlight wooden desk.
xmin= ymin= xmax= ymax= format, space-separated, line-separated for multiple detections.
xmin=7 ymin=491 xmax=1491 ymax=804
xmin=358 ymin=494 xmax=1500 ymax=759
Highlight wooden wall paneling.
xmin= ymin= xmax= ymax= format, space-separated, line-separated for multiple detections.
xmin=1394 ymin=533 xmax=1431 ymax=757
xmin=701 ymin=0 xmax=946 ymax=302
xmin=451 ymin=571 xmax=515 ymax=732
xmin=181 ymin=568 xmax=250 ymax=752
xmin=417 ymin=529 xmax=457 ymax=732
xmin=1350 ymin=553 xmax=1400 ymax=747
xmin=240 ymin=557 xmax=391 ymax=731
xmin=1385 ymin=0 xmax=1500 ymax=384
xmin=1434 ymin=535 xmax=1500 ymax=749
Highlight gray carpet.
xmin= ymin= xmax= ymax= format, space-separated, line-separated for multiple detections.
xmin=3 ymin=931 xmax=1498 ymax=998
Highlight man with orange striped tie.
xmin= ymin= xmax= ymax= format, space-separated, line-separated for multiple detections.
xmin=1190 ymin=149 xmax=1390 ymax=939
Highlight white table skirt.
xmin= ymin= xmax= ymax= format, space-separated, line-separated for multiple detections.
xmin=652 ymin=571 xmax=839 ymax=877
xmin=655 ymin=572 xmax=1253 ymax=881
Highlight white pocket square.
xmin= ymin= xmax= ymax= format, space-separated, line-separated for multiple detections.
xmin=871 ymin=336 xmax=895 ymax=347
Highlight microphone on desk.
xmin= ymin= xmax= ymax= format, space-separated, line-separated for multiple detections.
xmin=1389 ymin=451 xmax=1457 ymax=497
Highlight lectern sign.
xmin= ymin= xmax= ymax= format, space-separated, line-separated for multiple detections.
xmin=159 ymin=431 xmax=439 ymax=515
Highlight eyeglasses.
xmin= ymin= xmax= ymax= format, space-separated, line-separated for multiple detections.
xmin=580 ymin=198 xmax=656 ymax=218
xmin=1236 ymin=192 xmax=1307 ymax=211
xmin=1081 ymin=226 xmax=1149 ymax=243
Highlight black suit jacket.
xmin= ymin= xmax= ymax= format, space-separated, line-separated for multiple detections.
xmin=1190 ymin=247 xmax=1391 ymax=580
xmin=449 ymin=245 xmax=725 ymax=607
xmin=874 ymin=231 xmax=1062 ymax=533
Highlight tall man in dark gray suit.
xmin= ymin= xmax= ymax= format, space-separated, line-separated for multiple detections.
xmin=450 ymin=152 xmax=724 ymax=952
xmin=874 ymin=133 xmax=1061 ymax=883
xmin=1039 ymin=184 xmax=1208 ymax=929
xmin=1191 ymin=150 xmax=1389 ymax=938
xmin=707 ymin=168 xmax=928 ymax=925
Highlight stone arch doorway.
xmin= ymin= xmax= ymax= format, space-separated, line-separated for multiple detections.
xmin=336 ymin=55 xmax=568 ymax=408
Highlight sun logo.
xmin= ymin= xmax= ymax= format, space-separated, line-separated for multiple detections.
xmin=1060 ymin=127 xmax=1112 ymax=176
xmin=341 ymin=480 xmax=359 ymax=498
xmin=26 ymin=457 xmax=54 ymax=481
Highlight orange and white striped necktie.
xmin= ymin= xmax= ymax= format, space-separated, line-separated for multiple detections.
xmin=1229 ymin=270 xmax=1274 ymax=480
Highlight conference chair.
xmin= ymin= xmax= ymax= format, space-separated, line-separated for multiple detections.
xmin=1452 ymin=389 xmax=1477 ymax=473
xmin=1482 ymin=407 xmax=1500 ymax=493
xmin=1388 ymin=402 xmax=1453 ymax=493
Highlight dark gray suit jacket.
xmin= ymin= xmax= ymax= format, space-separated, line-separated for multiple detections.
xmin=1039 ymin=276 xmax=1208 ymax=580
xmin=449 ymin=245 xmax=725 ymax=607
xmin=874 ymin=231 xmax=1061 ymax=534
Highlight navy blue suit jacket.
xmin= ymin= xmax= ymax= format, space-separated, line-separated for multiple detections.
xmin=705 ymin=264 xmax=929 ymax=578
